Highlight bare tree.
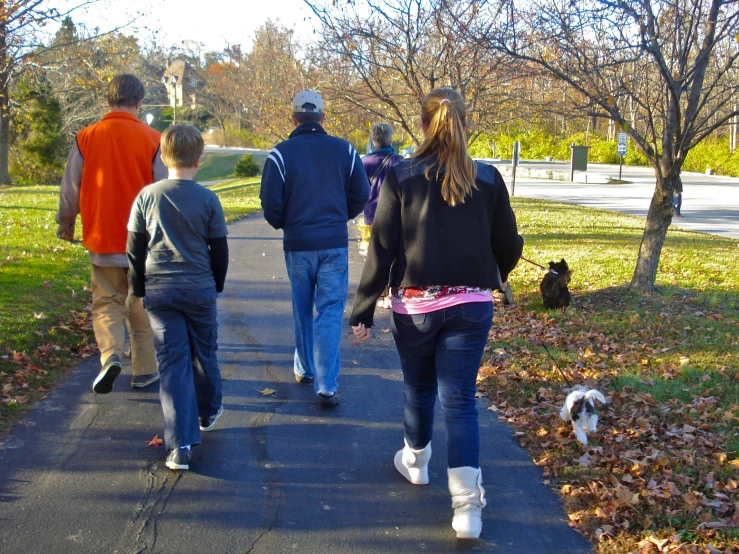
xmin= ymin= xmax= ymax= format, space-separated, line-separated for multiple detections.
xmin=466 ymin=0 xmax=739 ymax=290
xmin=306 ymin=0 xmax=516 ymax=145
xmin=243 ymin=20 xmax=308 ymax=143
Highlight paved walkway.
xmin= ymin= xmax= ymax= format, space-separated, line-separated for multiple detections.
xmin=493 ymin=162 xmax=739 ymax=240
xmin=0 ymin=215 xmax=591 ymax=554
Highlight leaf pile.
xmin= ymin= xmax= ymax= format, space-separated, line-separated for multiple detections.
xmin=479 ymin=287 xmax=739 ymax=553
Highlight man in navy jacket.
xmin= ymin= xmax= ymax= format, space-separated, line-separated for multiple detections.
xmin=260 ymin=90 xmax=369 ymax=407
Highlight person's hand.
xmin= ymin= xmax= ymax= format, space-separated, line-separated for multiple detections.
xmin=352 ymin=323 xmax=371 ymax=341
xmin=56 ymin=225 xmax=74 ymax=242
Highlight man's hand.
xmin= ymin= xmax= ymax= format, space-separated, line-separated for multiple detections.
xmin=352 ymin=323 xmax=371 ymax=341
xmin=56 ymin=225 xmax=74 ymax=242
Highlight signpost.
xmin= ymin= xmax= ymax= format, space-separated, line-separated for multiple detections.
xmin=617 ymin=132 xmax=628 ymax=180
xmin=511 ymin=141 xmax=520 ymax=196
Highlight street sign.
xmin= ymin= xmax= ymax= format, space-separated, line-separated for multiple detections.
xmin=618 ymin=132 xmax=627 ymax=145
xmin=617 ymin=144 xmax=627 ymax=156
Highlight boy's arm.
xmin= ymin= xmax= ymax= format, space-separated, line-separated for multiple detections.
xmin=347 ymin=148 xmax=370 ymax=220
xmin=208 ymin=195 xmax=229 ymax=293
xmin=126 ymin=195 xmax=148 ymax=297
xmin=259 ymin=148 xmax=286 ymax=229
xmin=207 ymin=237 xmax=229 ymax=293
xmin=127 ymin=231 xmax=148 ymax=298
xmin=56 ymin=143 xmax=83 ymax=241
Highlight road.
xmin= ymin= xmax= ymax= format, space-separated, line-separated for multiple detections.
xmin=485 ymin=161 xmax=739 ymax=240
xmin=0 ymin=215 xmax=591 ymax=554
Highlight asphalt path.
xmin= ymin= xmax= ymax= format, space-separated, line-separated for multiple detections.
xmin=0 ymin=215 xmax=591 ymax=554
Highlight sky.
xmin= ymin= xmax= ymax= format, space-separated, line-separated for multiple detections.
xmin=46 ymin=0 xmax=321 ymax=52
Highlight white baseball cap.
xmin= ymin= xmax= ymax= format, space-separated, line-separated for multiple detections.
xmin=292 ymin=90 xmax=324 ymax=113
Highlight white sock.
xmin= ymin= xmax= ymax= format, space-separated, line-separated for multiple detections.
xmin=180 ymin=445 xmax=191 ymax=451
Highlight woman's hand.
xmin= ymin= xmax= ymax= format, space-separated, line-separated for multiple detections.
xmin=352 ymin=323 xmax=371 ymax=341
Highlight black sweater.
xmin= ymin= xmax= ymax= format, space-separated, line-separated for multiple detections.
xmin=349 ymin=159 xmax=523 ymax=328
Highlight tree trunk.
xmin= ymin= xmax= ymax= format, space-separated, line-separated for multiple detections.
xmin=0 ymin=17 xmax=9 ymax=186
xmin=0 ymin=81 xmax=10 ymax=185
xmin=630 ymin=172 xmax=679 ymax=291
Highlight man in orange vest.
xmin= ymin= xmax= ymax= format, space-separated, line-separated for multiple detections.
xmin=56 ymin=74 xmax=165 ymax=394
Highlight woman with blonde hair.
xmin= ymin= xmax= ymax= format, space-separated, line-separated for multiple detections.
xmin=360 ymin=122 xmax=403 ymax=308
xmin=350 ymin=88 xmax=523 ymax=539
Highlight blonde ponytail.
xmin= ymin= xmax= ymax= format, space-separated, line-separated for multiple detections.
xmin=412 ymin=88 xmax=476 ymax=206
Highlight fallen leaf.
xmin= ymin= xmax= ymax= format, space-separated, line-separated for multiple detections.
xmin=147 ymin=435 xmax=164 ymax=447
xmin=258 ymin=388 xmax=278 ymax=396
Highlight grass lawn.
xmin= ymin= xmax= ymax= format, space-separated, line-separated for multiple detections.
xmin=478 ymin=198 xmax=739 ymax=553
xmin=0 ymin=179 xmax=262 ymax=431
xmin=198 ymin=151 xmax=268 ymax=182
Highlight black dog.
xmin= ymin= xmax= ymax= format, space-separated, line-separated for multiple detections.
xmin=540 ymin=259 xmax=572 ymax=309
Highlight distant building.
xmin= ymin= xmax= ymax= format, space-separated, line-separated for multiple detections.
xmin=161 ymin=60 xmax=204 ymax=109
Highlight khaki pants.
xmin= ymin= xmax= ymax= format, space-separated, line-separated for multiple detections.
xmin=90 ymin=264 xmax=157 ymax=376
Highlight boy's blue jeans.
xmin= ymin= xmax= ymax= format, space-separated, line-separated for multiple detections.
xmin=143 ymin=287 xmax=222 ymax=449
xmin=284 ymin=248 xmax=349 ymax=395
xmin=390 ymin=302 xmax=493 ymax=468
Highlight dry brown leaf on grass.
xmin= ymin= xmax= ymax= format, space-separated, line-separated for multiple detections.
xmin=258 ymin=388 xmax=278 ymax=396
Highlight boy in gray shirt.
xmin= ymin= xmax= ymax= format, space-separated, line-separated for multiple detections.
xmin=127 ymin=124 xmax=229 ymax=471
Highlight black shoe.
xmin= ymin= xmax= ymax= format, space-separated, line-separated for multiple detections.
xmin=199 ymin=405 xmax=224 ymax=431
xmin=166 ymin=448 xmax=191 ymax=471
xmin=295 ymin=373 xmax=314 ymax=384
xmin=319 ymin=392 xmax=340 ymax=407
xmin=93 ymin=354 xmax=122 ymax=394
xmin=131 ymin=372 xmax=160 ymax=388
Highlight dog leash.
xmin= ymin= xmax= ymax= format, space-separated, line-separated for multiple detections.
xmin=520 ymin=256 xmax=548 ymax=271
xmin=540 ymin=344 xmax=573 ymax=386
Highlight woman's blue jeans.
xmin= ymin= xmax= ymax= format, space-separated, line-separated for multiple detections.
xmin=284 ymin=248 xmax=349 ymax=395
xmin=391 ymin=302 xmax=493 ymax=468
xmin=144 ymin=287 xmax=222 ymax=449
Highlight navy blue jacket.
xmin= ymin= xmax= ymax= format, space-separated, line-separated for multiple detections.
xmin=260 ymin=122 xmax=370 ymax=251
xmin=361 ymin=147 xmax=403 ymax=225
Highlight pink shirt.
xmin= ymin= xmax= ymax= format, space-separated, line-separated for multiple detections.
xmin=390 ymin=286 xmax=493 ymax=315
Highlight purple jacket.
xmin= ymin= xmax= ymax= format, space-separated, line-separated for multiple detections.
xmin=362 ymin=147 xmax=404 ymax=225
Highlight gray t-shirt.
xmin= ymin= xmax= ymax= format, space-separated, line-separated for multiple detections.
xmin=128 ymin=179 xmax=228 ymax=290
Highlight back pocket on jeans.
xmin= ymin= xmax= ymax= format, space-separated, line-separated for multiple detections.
xmin=394 ymin=312 xmax=426 ymax=327
xmin=461 ymin=302 xmax=493 ymax=323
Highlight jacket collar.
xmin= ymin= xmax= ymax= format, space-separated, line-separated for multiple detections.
xmin=102 ymin=111 xmax=143 ymax=124
xmin=371 ymin=146 xmax=394 ymax=154
xmin=289 ymin=121 xmax=327 ymax=139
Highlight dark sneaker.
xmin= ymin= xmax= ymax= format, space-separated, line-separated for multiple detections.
xmin=200 ymin=405 xmax=224 ymax=431
xmin=295 ymin=373 xmax=314 ymax=384
xmin=319 ymin=392 xmax=340 ymax=407
xmin=166 ymin=448 xmax=191 ymax=471
xmin=131 ymin=372 xmax=160 ymax=388
xmin=93 ymin=354 xmax=122 ymax=394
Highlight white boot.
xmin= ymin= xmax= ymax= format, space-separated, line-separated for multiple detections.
xmin=448 ymin=466 xmax=486 ymax=539
xmin=393 ymin=439 xmax=432 ymax=485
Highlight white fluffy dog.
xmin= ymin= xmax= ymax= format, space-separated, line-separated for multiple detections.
xmin=559 ymin=387 xmax=606 ymax=446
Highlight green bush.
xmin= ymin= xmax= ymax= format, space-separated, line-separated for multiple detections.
xmin=9 ymin=94 xmax=66 ymax=185
xmin=233 ymin=153 xmax=260 ymax=178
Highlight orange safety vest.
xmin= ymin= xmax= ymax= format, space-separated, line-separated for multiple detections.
xmin=77 ymin=111 xmax=161 ymax=254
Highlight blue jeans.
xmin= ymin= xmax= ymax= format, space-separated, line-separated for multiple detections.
xmin=391 ymin=302 xmax=493 ymax=468
xmin=284 ymin=248 xmax=348 ymax=395
xmin=143 ymin=287 xmax=222 ymax=449
xmin=674 ymin=192 xmax=682 ymax=215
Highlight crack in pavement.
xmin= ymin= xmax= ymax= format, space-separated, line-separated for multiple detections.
xmin=116 ymin=461 xmax=183 ymax=554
